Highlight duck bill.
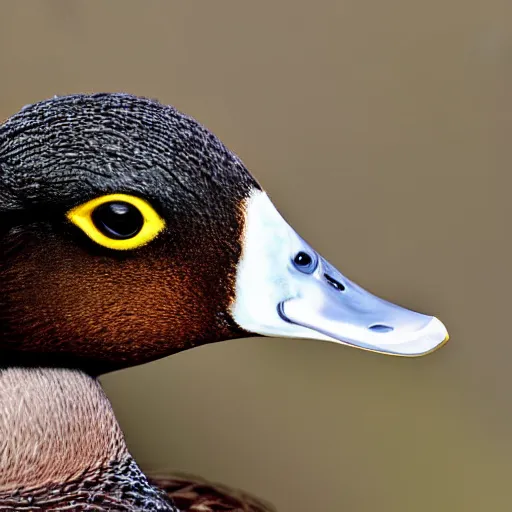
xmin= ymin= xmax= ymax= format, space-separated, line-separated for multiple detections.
xmin=277 ymin=256 xmax=449 ymax=357
xmin=231 ymin=191 xmax=449 ymax=357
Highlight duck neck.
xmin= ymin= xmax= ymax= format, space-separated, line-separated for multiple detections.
xmin=0 ymin=366 xmax=128 ymax=490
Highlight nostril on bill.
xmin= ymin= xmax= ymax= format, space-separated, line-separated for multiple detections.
xmin=324 ymin=274 xmax=345 ymax=291
xmin=368 ymin=324 xmax=394 ymax=333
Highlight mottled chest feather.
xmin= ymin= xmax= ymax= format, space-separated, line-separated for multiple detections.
xmin=0 ymin=456 xmax=178 ymax=511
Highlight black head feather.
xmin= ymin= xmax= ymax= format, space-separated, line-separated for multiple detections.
xmin=0 ymin=94 xmax=260 ymax=372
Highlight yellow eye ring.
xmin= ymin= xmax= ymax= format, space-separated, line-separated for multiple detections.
xmin=66 ymin=194 xmax=165 ymax=250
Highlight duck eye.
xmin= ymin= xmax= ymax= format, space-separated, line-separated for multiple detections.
xmin=293 ymin=251 xmax=318 ymax=274
xmin=67 ymin=194 xmax=165 ymax=250
xmin=92 ymin=201 xmax=144 ymax=240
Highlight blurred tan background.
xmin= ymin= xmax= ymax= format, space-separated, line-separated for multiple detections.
xmin=1 ymin=1 xmax=510 ymax=511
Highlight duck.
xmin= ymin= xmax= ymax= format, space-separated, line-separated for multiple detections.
xmin=0 ymin=93 xmax=449 ymax=511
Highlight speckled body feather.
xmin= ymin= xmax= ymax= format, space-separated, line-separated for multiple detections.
xmin=0 ymin=457 xmax=176 ymax=511
xmin=0 ymin=469 xmax=275 ymax=512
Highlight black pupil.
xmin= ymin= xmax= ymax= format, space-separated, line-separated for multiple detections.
xmin=92 ymin=201 xmax=144 ymax=240
xmin=294 ymin=251 xmax=313 ymax=267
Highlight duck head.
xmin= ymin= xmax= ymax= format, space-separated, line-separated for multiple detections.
xmin=0 ymin=94 xmax=448 ymax=373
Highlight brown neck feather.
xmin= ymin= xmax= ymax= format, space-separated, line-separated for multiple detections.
xmin=0 ymin=367 xmax=128 ymax=491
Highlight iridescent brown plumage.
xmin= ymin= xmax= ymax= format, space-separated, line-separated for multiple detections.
xmin=0 ymin=93 xmax=258 ymax=372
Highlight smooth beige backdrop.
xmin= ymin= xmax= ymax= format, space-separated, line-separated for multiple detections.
xmin=1 ymin=2 xmax=510 ymax=511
